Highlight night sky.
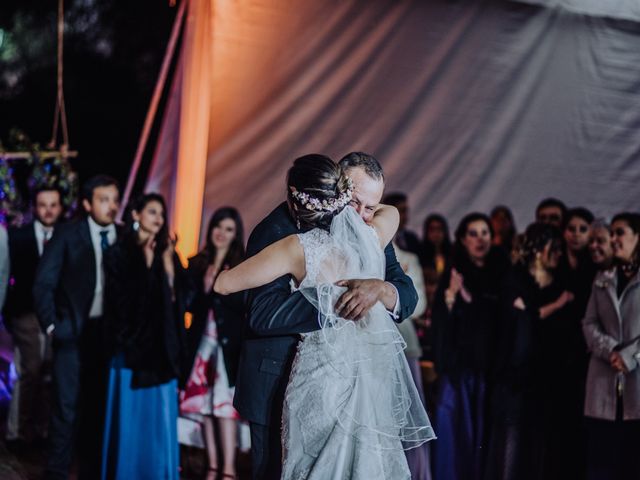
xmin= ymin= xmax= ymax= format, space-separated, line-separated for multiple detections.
xmin=0 ymin=0 xmax=178 ymax=192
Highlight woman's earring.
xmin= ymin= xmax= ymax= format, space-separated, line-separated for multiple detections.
xmin=296 ymin=218 xmax=301 ymax=230
xmin=133 ymin=221 xmax=140 ymax=232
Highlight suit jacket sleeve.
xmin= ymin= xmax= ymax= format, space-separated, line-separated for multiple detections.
xmin=384 ymin=242 xmax=418 ymax=322
xmin=247 ymin=208 xmax=418 ymax=336
xmin=33 ymin=225 xmax=66 ymax=333
xmin=246 ymin=220 xmax=318 ymax=337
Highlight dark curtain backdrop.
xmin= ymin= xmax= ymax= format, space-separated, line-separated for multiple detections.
xmin=145 ymin=0 xmax=640 ymax=240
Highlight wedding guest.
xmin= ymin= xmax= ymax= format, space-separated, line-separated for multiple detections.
xmin=549 ymin=207 xmax=596 ymax=479
xmin=431 ymin=213 xmax=510 ymax=480
xmin=582 ymin=212 xmax=640 ymax=480
xmin=490 ymin=205 xmax=517 ymax=255
xmin=34 ymin=175 xmax=119 ymax=480
xmin=485 ymin=222 xmax=571 ymax=480
xmin=101 ymin=192 xmax=186 ymax=480
xmin=384 ymin=192 xmax=421 ymax=256
xmin=535 ymin=197 xmax=566 ymax=228
xmin=421 ymin=214 xmax=452 ymax=276
xmin=561 ymin=207 xmax=595 ymax=279
xmin=392 ymin=242 xmax=432 ymax=480
xmin=588 ymin=219 xmax=614 ymax=271
xmin=181 ymin=207 xmax=246 ymax=478
xmin=4 ymin=187 xmax=63 ymax=448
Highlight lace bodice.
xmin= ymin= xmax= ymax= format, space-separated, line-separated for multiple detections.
xmin=296 ymin=228 xmax=333 ymax=290
xmin=296 ymin=215 xmax=384 ymax=292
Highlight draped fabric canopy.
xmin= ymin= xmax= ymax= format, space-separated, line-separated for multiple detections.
xmin=144 ymin=0 xmax=640 ymax=256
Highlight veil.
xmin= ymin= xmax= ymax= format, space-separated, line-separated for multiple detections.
xmin=297 ymin=206 xmax=435 ymax=451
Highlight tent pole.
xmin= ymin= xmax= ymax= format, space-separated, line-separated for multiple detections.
xmin=120 ymin=0 xmax=187 ymax=218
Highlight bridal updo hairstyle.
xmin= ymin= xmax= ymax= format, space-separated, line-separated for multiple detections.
xmin=287 ymin=154 xmax=351 ymax=231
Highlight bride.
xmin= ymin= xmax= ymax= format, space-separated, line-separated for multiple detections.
xmin=215 ymin=156 xmax=435 ymax=479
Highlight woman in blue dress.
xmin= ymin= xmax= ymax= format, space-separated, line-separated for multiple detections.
xmin=101 ymin=192 xmax=186 ymax=480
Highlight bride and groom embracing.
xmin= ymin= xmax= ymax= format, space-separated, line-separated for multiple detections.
xmin=215 ymin=152 xmax=435 ymax=479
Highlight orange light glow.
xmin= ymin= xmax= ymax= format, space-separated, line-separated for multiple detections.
xmin=172 ymin=0 xmax=212 ymax=262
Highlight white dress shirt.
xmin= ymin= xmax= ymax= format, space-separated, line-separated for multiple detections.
xmin=34 ymin=219 xmax=55 ymax=256
xmin=87 ymin=216 xmax=116 ymax=318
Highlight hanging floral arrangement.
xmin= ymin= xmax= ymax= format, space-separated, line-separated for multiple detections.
xmin=0 ymin=129 xmax=78 ymax=226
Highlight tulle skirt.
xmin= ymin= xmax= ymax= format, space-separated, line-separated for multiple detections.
xmin=281 ymin=304 xmax=436 ymax=480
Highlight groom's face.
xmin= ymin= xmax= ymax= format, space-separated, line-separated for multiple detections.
xmin=345 ymin=166 xmax=384 ymax=224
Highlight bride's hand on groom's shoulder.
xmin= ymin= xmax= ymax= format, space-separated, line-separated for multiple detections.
xmin=334 ymin=278 xmax=389 ymax=321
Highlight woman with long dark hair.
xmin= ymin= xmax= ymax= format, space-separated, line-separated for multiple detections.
xmin=421 ymin=214 xmax=452 ymax=276
xmin=431 ymin=213 xmax=510 ymax=480
xmin=490 ymin=205 xmax=517 ymax=256
xmin=180 ymin=207 xmax=245 ymax=478
xmin=102 ymin=193 xmax=186 ymax=480
xmin=551 ymin=207 xmax=596 ymax=478
xmin=485 ymin=222 xmax=572 ymax=480
xmin=583 ymin=212 xmax=640 ymax=480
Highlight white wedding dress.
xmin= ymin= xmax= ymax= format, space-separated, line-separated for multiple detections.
xmin=281 ymin=207 xmax=435 ymax=480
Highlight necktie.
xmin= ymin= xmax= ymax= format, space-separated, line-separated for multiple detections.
xmin=100 ymin=230 xmax=110 ymax=251
xmin=42 ymin=231 xmax=51 ymax=250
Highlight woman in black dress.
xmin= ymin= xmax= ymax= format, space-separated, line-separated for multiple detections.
xmin=490 ymin=205 xmax=517 ymax=256
xmin=553 ymin=207 xmax=597 ymax=479
xmin=102 ymin=192 xmax=186 ymax=479
xmin=431 ymin=213 xmax=510 ymax=480
xmin=486 ymin=222 xmax=573 ymax=480
xmin=180 ymin=207 xmax=245 ymax=479
xmin=420 ymin=214 xmax=452 ymax=276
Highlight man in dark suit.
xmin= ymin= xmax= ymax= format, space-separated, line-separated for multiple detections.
xmin=33 ymin=175 xmax=120 ymax=480
xmin=4 ymin=187 xmax=63 ymax=447
xmin=233 ymin=152 xmax=419 ymax=479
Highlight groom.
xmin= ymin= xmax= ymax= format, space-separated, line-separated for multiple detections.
xmin=234 ymin=152 xmax=418 ymax=479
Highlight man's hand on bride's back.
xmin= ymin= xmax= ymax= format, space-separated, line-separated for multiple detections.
xmin=334 ymin=279 xmax=393 ymax=320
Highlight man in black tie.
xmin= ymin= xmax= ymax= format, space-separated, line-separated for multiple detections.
xmin=34 ymin=175 xmax=120 ymax=480
xmin=4 ymin=187 xmax=64 ymax=448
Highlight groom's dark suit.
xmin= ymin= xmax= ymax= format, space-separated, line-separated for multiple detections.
xmin=233 ymin=202 xmax=418 ymax=479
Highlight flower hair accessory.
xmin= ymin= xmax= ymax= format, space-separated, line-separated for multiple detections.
xmin=290 ymin=177 xmax=353 ymax=213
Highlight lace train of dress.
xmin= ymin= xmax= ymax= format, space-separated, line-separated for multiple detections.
xmin=281 ymin=208 xmax=435 ymax=480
